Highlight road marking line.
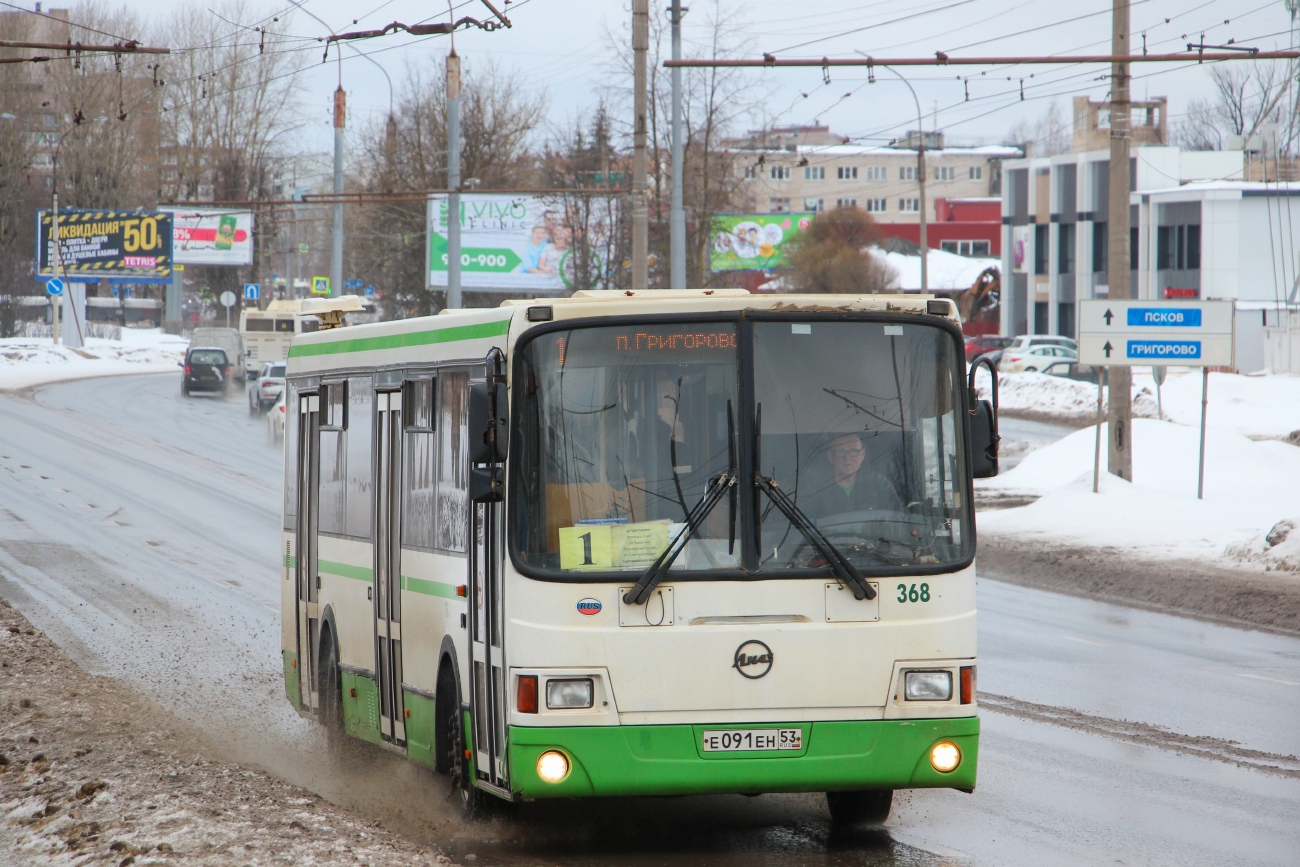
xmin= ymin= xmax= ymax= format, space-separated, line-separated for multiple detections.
xmin=1241 ymin=673 xmax=1300 ymax=687
xmin=1062 ymin=635 xmax=1110 ymax=647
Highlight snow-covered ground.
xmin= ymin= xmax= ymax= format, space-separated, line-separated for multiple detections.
xmin=978 ymin=416 xmax=1300 ymax=572
xmin=868 ymin=247 xmax=999 ymax=291
xmin=0 ymin=328 xmax=187 ymax=391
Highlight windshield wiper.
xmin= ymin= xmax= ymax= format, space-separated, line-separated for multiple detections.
xmin=624 ymin=400 xmax=738 ymax=606
xmin=754 ymin=475 xmax=877 ymax=601
xmin=622 ymin=470 xmax=736 ymax=605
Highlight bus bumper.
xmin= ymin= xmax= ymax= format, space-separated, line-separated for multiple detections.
xmin=507 ymin=717 xmax=978 ymax=799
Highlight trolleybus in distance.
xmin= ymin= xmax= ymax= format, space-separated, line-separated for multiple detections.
xmin=240 ymin=300 xmax=318 ymax=379
xmin=280 ymin=289 xmax=1000 ymax=824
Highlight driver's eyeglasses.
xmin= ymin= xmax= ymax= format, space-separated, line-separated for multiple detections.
xmin=827 ymin=447 xmax=865 ymax=459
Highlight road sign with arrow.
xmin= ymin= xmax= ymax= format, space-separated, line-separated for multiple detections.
xmin=1077 ymin=299 xmax=1234 ymax=367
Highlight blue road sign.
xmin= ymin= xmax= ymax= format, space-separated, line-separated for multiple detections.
xmin=46 ymin=277 xmax=65 ymax=296
xmin=243 ymin=282 xmax=260 ymax=300
xmin=344 ymin=279 xmax=363 ymax=290
xmin=1127 ymin=340 xmax=1201 ymax=360
xmin=110 ymin=286 xmax=134 ymax=299
xmin=1126 ymin=307 xmax=1203 ymax=328
xmin=364 ymin=285 xmax=375 ymax=296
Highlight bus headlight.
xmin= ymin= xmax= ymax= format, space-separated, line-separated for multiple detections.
xmin=930 ymin=741 xmax=961 ymax=773
xmin=904 ymin=670 xmax=953 ymax=701
xmin=536 ymin=750 xmax=570 ymax=783
xmin=546 ymin=678 xmax=594 ymax=709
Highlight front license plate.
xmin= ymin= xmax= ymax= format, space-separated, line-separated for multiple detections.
xmin=701 ymin=728 xmax=802 ymax=752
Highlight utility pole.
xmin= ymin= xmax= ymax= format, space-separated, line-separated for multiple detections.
xmin=50 ymin=190 xmax=60 ymax=346
xmin=447 ymin=48 xmax=463 ymax=309
xmin=631 ymin=0 xmax=649 ymax=291
xmin=1106 ymin=0 xmax=1133 ymax=481
xmin=332 ymin=85 xmax=346 ymax=298
xmin=917 ymin=130 xmax=928 ymax=293
xmin=669 ymin=0 xmax=686 ymax=290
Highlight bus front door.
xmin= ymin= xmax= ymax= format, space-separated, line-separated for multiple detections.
xmin=295 ymin=392 xmax=320 ymax=712
xmin=374 ymin=390 xmax=405 ymax=743
xmin=469 ymin=469 xmax=509 ymax=792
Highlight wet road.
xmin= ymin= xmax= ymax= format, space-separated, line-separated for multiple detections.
xmin=0 ymin=373 xmax=1297 ymax=866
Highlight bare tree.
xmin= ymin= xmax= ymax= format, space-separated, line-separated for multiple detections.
xmin=1006 ymin=100 xmax=1071 ymax=156
xmin=604 ymin=1 xmax=763 ymax=287
xmin=1173 ymin=64 xmax=1294 ymax=152
xmin=782 ymin=207 xmax=897 ymax=294
xmin=349 ymin=57 xmax=545 ymax=317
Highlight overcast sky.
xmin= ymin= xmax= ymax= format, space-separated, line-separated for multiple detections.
xmin=92 ymin=0 xmax=1300 ymax=155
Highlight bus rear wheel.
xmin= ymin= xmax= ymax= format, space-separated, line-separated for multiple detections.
xmin=436 ymin=668 xmax=493 ymax=819
xmin=826 ymin=789 xmax=892 ymax=825
xmin=319 ymin=631 xmax=355 ymax=762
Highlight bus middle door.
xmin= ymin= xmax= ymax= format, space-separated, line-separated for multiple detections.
xmin=295 ymin=392 xmax=320 ymax=712
xmin=374 ymin=390 xmax=405 ymax=743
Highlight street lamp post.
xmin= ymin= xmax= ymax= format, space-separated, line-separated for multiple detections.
xmin=865 ymin=61 xmax=928 ymax=293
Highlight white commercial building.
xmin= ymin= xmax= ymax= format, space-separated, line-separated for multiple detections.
xmin=997 ymin=145 xmax=1300 ymax=370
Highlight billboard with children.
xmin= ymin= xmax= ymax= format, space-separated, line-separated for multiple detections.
xmin=427 ymin=194 xmax=617 ymax=292
xmin=709 ymin=212 xmax=813 ymax=272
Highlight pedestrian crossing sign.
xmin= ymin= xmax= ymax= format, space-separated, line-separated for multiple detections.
xmin=311 ymin=276 xmax=329 ymax=295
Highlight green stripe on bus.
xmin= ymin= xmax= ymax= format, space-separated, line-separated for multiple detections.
xmin=288 ymin=319 xmax=510 ymax=359
xmin=317 ymin=559 xmax=372 ymax=581
xmin=402 ymin=575 xmax=462 ymax=599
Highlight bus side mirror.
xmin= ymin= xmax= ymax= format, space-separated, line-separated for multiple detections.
xmin=470 ymin=466 xmax=504 ymax=503
xmin=469 ymin=381 xmax=508 ymax=464
xmin=968 ymin=356 xmax=1000 ymax=479
xmin=970 ymin=400 xmax=999 ymax=478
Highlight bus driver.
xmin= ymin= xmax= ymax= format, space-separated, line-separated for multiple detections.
xmin=805 ymin=431 xmax=902 ymax=520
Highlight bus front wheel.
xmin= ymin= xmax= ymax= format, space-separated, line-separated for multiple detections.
xmin=826 ymin=789 xmax=893 ymax=825
xmin=436 ymin=667 xmax=494 ymax=819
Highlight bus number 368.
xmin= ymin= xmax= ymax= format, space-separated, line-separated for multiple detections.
xmin=897 ymin=583 xmax=930 ymax=603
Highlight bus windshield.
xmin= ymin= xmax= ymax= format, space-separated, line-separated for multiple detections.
xmin=511 ymin=318 xmax=972 ymax=578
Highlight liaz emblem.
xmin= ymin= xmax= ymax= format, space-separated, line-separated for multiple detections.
xmin=733 ymin=640 xmax=774 ymax=679
xmin=576 ymin=598 xmax=603 ymax=616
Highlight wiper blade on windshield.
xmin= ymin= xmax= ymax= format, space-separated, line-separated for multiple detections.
xmin=755 ymin=475 xmax=877 ymax=601
xmin=622 ymin=471 xmax=736 ymax=606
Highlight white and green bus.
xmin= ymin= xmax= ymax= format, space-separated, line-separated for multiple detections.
xmin=280 ymin=289 xmax=1000 ymax=823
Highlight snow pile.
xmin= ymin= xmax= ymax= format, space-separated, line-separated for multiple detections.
xmin=978 ymin=418 xmax=1300 ymax=565
xmin=974 ymin=369 xmax=1157 ymax=424
xmin=0 ymin=328 xmax=187 ymax=391
xmin=1133 ymin=370 xmax=1300 ymax=439
xmin=868 ymin=247 xmax=998 ymax=291
xmin=1226 ymin=518 xmax=1300 ymax=573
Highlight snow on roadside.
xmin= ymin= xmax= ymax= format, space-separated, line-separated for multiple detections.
xmin=973 ymin=369 xmax=1157 ymax=425
xmin=0 ymin=328 xmax=187 ymax=391
xmin=1226 ymin=518 xmax=1300 ymax=573
xmin=977 ymin=418 xmax=1300 ymax=569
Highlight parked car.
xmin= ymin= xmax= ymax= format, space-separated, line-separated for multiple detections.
xmin=1039 ymin=359 xmax=1097 ymax=381
xmin=1000 ymin=344 xmax=1079 ymax=373
xmin=267 ymin=390 xmax=286 ymax=444
xmin=181 ymin=347 xmax=233 ymax=397
xmin=248 ymin=360 xmax=286 ymax=416
xmin=1005 ymin=334 xmax=1078 ymax=353
xmin=189 ymin=327 xmax=245 ymax=378
xmin=965 ymin=335 xmax=1013 ymax=362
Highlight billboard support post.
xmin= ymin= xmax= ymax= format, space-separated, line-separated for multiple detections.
xmin=447 ymin=50 xmax=462 ymax=309
xmin=50 ymin=190 xmax=60 ymax=346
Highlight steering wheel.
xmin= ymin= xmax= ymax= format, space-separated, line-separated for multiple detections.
xmin=786 ymin=533 xmax=911 ymax=569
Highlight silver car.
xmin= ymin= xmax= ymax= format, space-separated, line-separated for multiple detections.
xmin=248 ymin=361 xmax=286 ymax=416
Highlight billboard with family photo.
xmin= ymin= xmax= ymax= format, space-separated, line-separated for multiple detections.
xmin=427 ymin=194 xmax=618 ymax=292
xmin=709 ymin=212 xmax=813 ymax=272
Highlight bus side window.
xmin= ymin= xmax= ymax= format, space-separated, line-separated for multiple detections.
xmin=436 ymin=372 xmax=470 ymax=552
xmin=300 ymin=319 xmax=320 ymax=334
xmin=345 ymin=377 xmax=373 ymax=539
xmin=402 ymin=379 xmax=437 ymax=550
xmin=275 ymin=319 xmax=295 ymax=333
xmin=319 ymin=381 xmax=347 ymax=535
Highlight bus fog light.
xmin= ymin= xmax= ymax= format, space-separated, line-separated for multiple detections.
xmin=536 ymin=750 xmax=570 ymax=783
xmin=930 ymin=741 xmax=961 ymax=773
xmin=546 ymin=678 xmax=594 ymax=709
xmin=905 ymin=670 xmax=952 ymax=701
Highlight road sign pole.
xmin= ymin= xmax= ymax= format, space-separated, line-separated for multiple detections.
xmin=1197 ymin=368 xmax=1208 ymax=500
xmin=51 ymin=192 xmax=60 ymax=346
xmin=1093 ymin=366 xmax=1104 ymax=494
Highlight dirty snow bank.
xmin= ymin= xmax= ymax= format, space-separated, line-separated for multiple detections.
xmin=974 ymin=370 xmax=1157 ymax=425
xmin=0 ymin=329 xmax=187 ymax=391
xmin=977 ymin=418 xmax=1300 ymax=568
xmin=1226 ymin=518 xmax=1300 ymax=573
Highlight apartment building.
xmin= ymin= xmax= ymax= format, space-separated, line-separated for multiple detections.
xmin=728 ymin=126 xmax=1022 ymax=229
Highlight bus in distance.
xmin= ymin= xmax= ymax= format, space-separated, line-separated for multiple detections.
xmin=280 ymin=289 xmax=1000 ymax=824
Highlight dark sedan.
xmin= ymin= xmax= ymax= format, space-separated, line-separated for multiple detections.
xmin=182 ymin=347 xmax=233 ymax=398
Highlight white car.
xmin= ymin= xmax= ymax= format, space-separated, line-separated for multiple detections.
xmin=248 ymin=361 xmax=286 ymax=416
xmin=1005 ymin=334 xmax=1078 ymax=354
xmin=267 ymin=390 xmax=286 ymax=445
xmin=1000 ymin=344 xmax=1078 ymax=373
